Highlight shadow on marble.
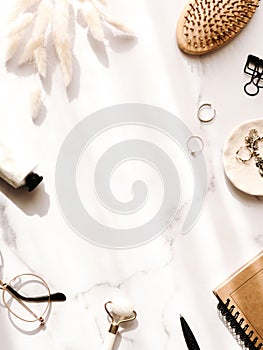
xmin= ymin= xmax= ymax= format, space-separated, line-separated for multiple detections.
xmin=0 ymin=178 xmax=50 ymax=217
xmin=108 ymin=33 xmax=137 ymax=55
xmin=40 ymin=33 xmax=56 ymax=97
xmin=88 ymin=32 xmax=110 ymax=68
xmin=224 ymin=174 xmax=263 ymax=204
xmin=86 ymin=25 xmax=137 ymax=68
xmin=32 ymin=100 xmax=47 ymax=127
xmin=66 ymin=4 xmax=81 ymax=102
xmin=76 ymin=8 xmax=110 ymax=68
xmin=5 ymin=54 xmax=37 ymax=78
xmin=109 ymin=318 xmax=139 ymax=350
xmin=203 ymin=176 xmax=253 ymax=266
xmin=0 ymin=249 xmax=4 ymax=279
xmin=0 ymin=317 xmax=14 ymax=350
xmin=67 ymin=54 xmax=81 ymax=102
xmin=7 ymin=303 xmax=52 ymax=335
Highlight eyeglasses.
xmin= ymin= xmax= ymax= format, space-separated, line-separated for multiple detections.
xmin=0 ymin=273 xmax=66 ymax=325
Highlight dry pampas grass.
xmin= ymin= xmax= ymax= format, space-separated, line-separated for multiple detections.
xmin=19 ymin=0 xmax=54 ymax=78
xmin=5 ymin=0 xmax=135 ymax=89
xmin=8 ymin=0 xmax=41 ymax=22
xmin=5 ymin=12 xmax=34 ymax=61
xmin=80 ymin=1 xmax=104 ymax=41
xmin=53 ymin=0 xmax=72 ymax=87
xmin=79 ymin=0 xmax=134 ymax=42
xmin=29 ymin=84 xmax=43 ymax=121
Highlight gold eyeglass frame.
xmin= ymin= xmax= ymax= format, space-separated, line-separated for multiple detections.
xmin=0 ymin=273 xmax=51 ymax=325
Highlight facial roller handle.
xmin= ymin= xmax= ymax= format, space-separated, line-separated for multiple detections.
xmin=102 ymin=332 xmax=117 ymax=350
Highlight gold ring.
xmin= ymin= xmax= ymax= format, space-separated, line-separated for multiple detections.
xmin=187 ymin=135 xmax=204 ymax=156
xmin=197 ymin=103 xmax=216 ymax=123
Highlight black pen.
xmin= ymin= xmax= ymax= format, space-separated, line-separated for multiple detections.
xmin=180 ymin=315 xmax=200 ymax=350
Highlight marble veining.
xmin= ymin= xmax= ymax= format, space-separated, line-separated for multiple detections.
xmin=0 ymin=202 xmax=17 ymax=248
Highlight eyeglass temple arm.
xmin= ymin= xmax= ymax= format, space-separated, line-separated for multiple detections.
xmin=4 ymin=284 xmax=66 ymax=303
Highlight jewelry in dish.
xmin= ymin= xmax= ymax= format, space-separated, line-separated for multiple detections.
xmin=234 ymin=128 xmax=263 ymax=177
xmin=236 ymin=146 xmax=253 ymax=162
xmin=223 ymin=119 xmax=263 ymax=196
xmin=253 ymin=137 xmax=263 ymax=176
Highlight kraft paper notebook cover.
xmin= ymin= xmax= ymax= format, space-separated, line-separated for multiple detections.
xmin=213 ymin=251 xmax=263 ymax=350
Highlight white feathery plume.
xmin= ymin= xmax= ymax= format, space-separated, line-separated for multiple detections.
xmin=53 ymin=0 xmax=72 ymax=87
xmin=5 ymin=12 xmax=34 ymax=37
xmin=34 ymin=45 xmax=47 ymax=78
xmin=100 ymin=12 xmax=135 ymax=35
xmin=31 ymin=0 xmax=53 ymax=39
xmin=77 ymin=0 xmax=107 ymax=3
xmin=5 ymin=34 xmax=23 ymax=62
xmin=8 ymin=0 xmax=41 ymax=22
xmin=96 ymin=0 xmax=107 ymax=5
xmin=5 ymin=13 xmax=35 ymax=62
xmin=19 ymin=0 xmax=53 ymax=66
xmin=90 ymin=0 xmax=134 ymax=35
xmin=29 ymin=84 xmax=42 ymax=121
xmin=80 ymin=1 xmax=105 ymax=42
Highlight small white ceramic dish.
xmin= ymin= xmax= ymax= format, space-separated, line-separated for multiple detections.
xmin=223 ymin=119 xmax=263 ymax=196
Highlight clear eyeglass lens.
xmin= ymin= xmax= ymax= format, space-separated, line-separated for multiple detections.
xmin=3 ymin=274 xmax=50 ymax=323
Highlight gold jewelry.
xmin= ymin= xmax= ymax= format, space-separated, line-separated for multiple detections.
xmin=236 ymin=128 xmax=263 ymax=177
xmin=236 ymin=146 xmax=253 ymax=162
xmin=0 ymin=273 xmax=66 ymax=325
xmin=187 ymin=135 xmax=204 ymax=156
xmin=197 ymin=103 xmax=216 ymax=123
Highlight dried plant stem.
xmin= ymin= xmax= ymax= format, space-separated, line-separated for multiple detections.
xmin=19 ymin=0 xmax=54 ymax=78
xmin=8 ymin=0 xmax=41 ymax=22
xmin=95 ymin=0 xmax=107 ymax=5
xmin=30 ymin=84 xmax=42 ymax=121
xmin=99 ymin=11 xmax=134 ymax=35
xmin=78 ymin=0 xmax=107 ymax=4
xmin=53 ymin=0 xmax=72 ymax=87
xmin=80 ymin=1 xmax=105 ymax=41
xmin=34 ymin=45 xmax=47 ymax=78
xmin=90 ymin=0 xmax=134 ymax=35
xmin=5 ymin=12 xmax=34 ymax=62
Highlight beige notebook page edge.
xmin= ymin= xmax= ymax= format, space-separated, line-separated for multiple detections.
xmin=213 ymin=251 xmax=263 ymax=343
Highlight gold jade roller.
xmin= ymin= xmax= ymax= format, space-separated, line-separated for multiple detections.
xmin=102 ymin=298 xmax=137 ymax=350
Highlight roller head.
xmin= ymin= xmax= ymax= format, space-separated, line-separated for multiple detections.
xmin=111 ymin=297 xmax=134 ymax=317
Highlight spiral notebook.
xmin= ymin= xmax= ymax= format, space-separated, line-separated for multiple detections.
xmin=213 ymin=251 xmax=263 ymax=350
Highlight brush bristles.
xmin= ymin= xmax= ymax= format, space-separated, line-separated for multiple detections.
xmin=176 ymin=0 xmax=260 ymax=55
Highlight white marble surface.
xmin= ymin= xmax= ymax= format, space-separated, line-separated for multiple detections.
xmin=0 ymin=0 xmax=262 ymax=349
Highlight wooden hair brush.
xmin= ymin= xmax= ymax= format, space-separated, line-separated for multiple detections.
xmin=176 ymin=0 xmax=260 ymax=55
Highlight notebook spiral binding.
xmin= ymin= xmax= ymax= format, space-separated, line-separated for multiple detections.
xmin=217 ymin=298 xmax=263 ymax=350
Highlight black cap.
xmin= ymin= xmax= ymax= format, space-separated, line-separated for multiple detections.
xmin=25 ymin=172 xmax=43 ymax=192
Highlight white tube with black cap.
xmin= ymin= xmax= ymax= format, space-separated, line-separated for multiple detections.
xmin=0 ymin=141 xmax=43 ymax=192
